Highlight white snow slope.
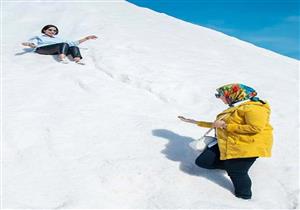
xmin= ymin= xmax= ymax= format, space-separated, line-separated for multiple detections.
xmin=2 ymin=1 xmax=299 ymax=209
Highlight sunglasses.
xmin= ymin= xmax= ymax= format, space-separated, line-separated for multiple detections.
xmin=47 ymin=29 xmax=57 ymax=32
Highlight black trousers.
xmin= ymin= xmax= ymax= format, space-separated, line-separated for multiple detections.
xmin=195 ymin=144 xmax=257 ymax=199
xmin=36 ymin=43 xmax=82 ymax=59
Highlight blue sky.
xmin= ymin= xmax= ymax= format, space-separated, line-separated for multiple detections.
xmin=127 ymin=0 xmax=300 ymax=60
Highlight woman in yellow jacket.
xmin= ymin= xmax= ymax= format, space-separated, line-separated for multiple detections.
xmin=178 ymin=84 xmax=273 ymax=199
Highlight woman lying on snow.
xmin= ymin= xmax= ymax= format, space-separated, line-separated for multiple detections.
xmin=22 ymin=24 xmax=97 ymax=64
xmin=178 ymin=83 xmax=273 ymax=200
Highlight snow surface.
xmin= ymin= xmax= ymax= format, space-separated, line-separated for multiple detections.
xmin=2 ymin=1 xmax=299 ymax=209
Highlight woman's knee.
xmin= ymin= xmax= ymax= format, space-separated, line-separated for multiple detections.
xmin=195 ymin=154 xmax=216 ymax=169
xmin=59 ymin=43 xmax=70 ymax=55
xmin=61 ymin=42 xmax=69 ymax=47
xmin=69 ymin=46 xmax=79 ymax=50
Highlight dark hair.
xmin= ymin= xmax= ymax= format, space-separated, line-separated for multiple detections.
xmin=41 ymin=25 xmax=59 ymax=35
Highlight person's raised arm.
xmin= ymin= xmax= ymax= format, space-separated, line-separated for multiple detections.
xmin=178 ymin=116 xmax=198 ymax=124
xmin=178 ymin=116 xmax=214 ymax=128
xmin=78 ymin=35 xmax=98 ymax=44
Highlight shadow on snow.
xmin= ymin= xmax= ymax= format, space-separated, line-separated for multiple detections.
xmin=152 ymin=128 xmax=233 ymax=193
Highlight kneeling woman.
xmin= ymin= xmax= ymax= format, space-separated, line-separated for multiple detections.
xmin=22 ymin=24 xmax=97 ymax=64
xmin=178 ymin=84 xmax=273 ymax=199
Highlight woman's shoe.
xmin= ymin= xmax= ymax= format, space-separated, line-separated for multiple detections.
xmin=235 ymin=194 xmax=251 ymax=199
xmin=75 ymin=60 xmax=85 ymax=65
xmin=59 ymin=59 xmax=69 ymax=64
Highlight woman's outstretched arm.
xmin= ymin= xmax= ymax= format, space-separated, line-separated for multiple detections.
xmin=78 ymin=35 xmax=98 ymax=44
xmin=22 ymin=42 xmax=36 ymax=48
xmin=178 ymin=116 xmax=216 ymax=128
xmin=178 ymin=116 xmax=198 ymax=124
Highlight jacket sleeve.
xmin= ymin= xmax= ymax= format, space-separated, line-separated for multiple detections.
xmin=196 ymin=121 xmax=213 ymax=128
xmin=226 ymin=106 xmax=269 ymax=134
xmin=28 ymin=36 xmax=38 ymax=45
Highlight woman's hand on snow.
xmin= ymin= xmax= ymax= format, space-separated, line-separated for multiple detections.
xmin=22 ymin=42 xmax=36 ymax=48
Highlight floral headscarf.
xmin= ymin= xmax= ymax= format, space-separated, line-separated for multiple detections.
xmin=216 ymin=84 xmax=259 ymax=106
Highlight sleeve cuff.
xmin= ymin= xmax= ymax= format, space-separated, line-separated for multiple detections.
xmin=196 ymin=121 xmax=213 ymax=128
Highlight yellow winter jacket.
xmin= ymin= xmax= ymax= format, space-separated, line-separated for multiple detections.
xmin=197 ymin=101 xmax=273 ymax=160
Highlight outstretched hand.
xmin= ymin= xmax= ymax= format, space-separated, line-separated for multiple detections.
xmin=85 ymin=35 xmax=98 ymax=40
xmin=79 ymin=35 xmax=98 ymax=44
xmin=178 ymin=116 xmax=198 ymax=124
